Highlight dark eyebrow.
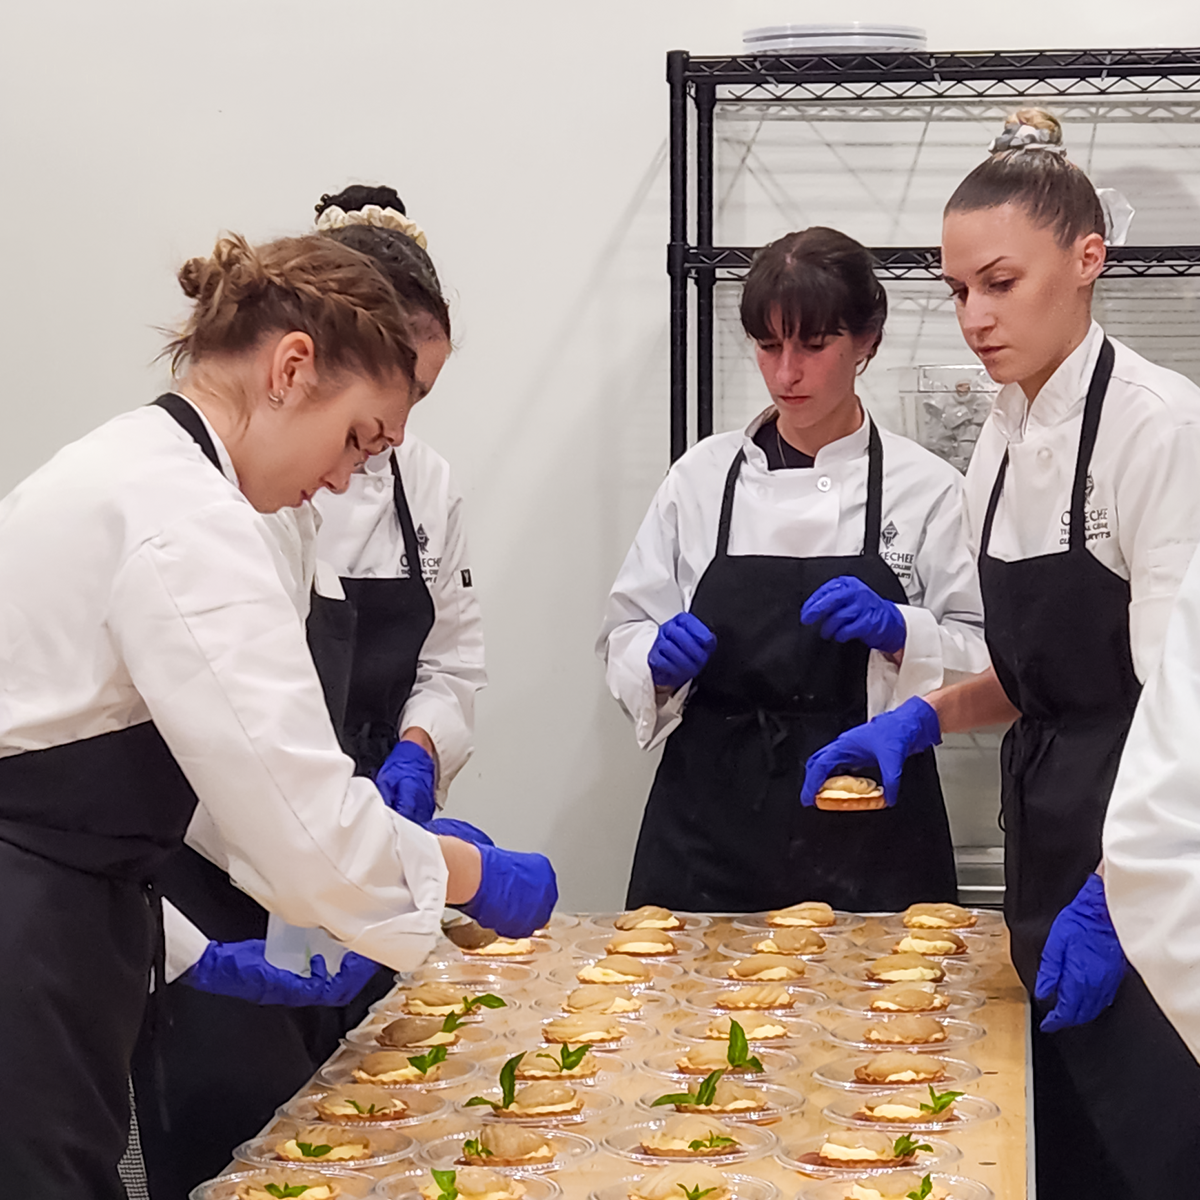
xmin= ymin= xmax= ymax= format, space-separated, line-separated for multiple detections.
xmin=943 ymin=254 xmax=1010 ymax=287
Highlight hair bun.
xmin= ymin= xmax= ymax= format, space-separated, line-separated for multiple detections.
xmin=989 ymin=107 xmax=1065 ymax=155
xmin=315 ymin=184 xmax=407 ymax=220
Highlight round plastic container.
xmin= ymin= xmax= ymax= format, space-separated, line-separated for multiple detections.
xmin=716 ymin=930 xmax=852 ymax=962
xmin=834 ymin=989 xmax=983 ymax=1020
xmin=776 ymin=1132 xmax=960 ymax=1177
xmin=602 ymin=1119 xmax=778 ymax=1166
xmin=591 ymin=1174 xmax=778 ymax=1200
xmin=439 ymin=937 xmax=560 ymax=966
xmin=822 ymin=1088 xmax=1001 ymax=1132
xmin=825 ymin=1015 xmax=985 ymax=1055
xmin=732 ymin=910 xmax=863 ymax=934
xmin=416 ymin=1127 xmax=595 ymax=1173
xmin=635 ymin=1081 xmax=805 ymax=1125
xmin=516 ymin=1016 xmax=654 ymax=1052
xmin=317 ymin=1052 xmax=479 ymax=1092
xmin=877 ymin=908 xmax=1005 ymax=937
xmin=860 ymin=933 xmax=998 ymax=962
xmin=641 ymin=1044 xmax=799 ymax=1082
xmin=373 ymin=1167 xmax=562 ymax=1199
xmin=573 ymin=933 xmax=707 ymax=961
xmin=742 ymin=23 xmax=927 ymax=55
xmin=797 ymin=1172 xmax=993 ymax=1200
xmin=673 ymin=1014 xmax=825 ymax=1049
xmin=833 ymin=957 xmax=979 ymax=989
xmin=549 ymin=959 xmax=685 ymax=990
xmin=811 ymin=1054 xmax=982 ymax=1093
xmin=531 ymin=988 xmax=676 ymax=1022
xmin=585 ymin=911 xmax=714 ymax=934
xmin=407 ymin=961 xmax=539 ymax=991
xmin=456 ymin=1086 xmax=621 ymax=1127
xmin=691 ymin=958 xmax=831 ymax=986
xmin=234 ymin=1125 xmax=415 ymax=1171
xmin=683 ymin=983 xmax=829 ymax=1016
xmin=189 ymin=1167 xmax=375 ymax=1200
xmin=280 ymin=1088 xmax=448 ymax=1130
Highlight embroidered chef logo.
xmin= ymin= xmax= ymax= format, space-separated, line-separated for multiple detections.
xmin=878 ymin=520 xmax=914 ymax=582
xmin=416 ymin=524 xmax=430 ymax=553
xmin=1060 ymin=473 xmax=1112 ymax=545
xmin=401 ymin=523 xmax=440 ymax=583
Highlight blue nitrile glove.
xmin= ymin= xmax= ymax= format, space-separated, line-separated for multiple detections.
xmin=801 ymin=576 xmax=907 ymax=654
xmin=427 ymin=817 xmax=495 ymax=846
xmin=376 ymin=740 xmax=437 ymax=824
xmin=1035 ymin=873 xmax=1128 ymax=1033
xmin=178 ymin=939 xmax=379 ymax=1007
xmin=800 ymin=696 xmax=941 ymax=808
xmin=648 ymin=613 xmax=717 ymax=691
xmin=456 ymin=843 xmax=559 ymax=939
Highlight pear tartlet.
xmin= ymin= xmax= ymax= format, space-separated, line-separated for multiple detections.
xmin=867 ymin=983 xmax=951 ymax=1014
xmin=564 ymin=984 xmax=642 ymax=1015
xmin=639 ymin=1114 xmax=741 ymax=1158
xmin=853 ymin=1052 xmax=947 ymax=1086
xmin=606 ymin=928 xmax=678 ymax=957
xmin=274 ymin=1125 xmax=372 ymax=1163
xmin=313 ymin=1085 xmax=408 ymax=1124
xmin=753 ymin=927 xmax=827 ymax=956
xmin=714 ymin=984 xmax=794 ymax=1010
xmin=577 ymin=954 xmax=652 ymax=985
xmin=863 ymin=1015 xmax=948 ymax=1046
xmin=865 ymin=953 xmax=945 ymax=984
xmin=627 ymin=1164 xmax=732 ymax=1200
xmin=726 ymin=954 xmax=805 ymax=982
xmin=460 ymin=1125 xmax=555 ymax=1167
xmin=419 ymin=1169 xmax=527 ymax=1200
xmin=616 ymin=905 xmax=683 ymax=931
xmin=542 ymin=1012 xmax=626 ymax=1045
xmin=767 ymin=901 xmax=836 ymax=928
xmin=903 ymin=902 xmax=977 ymax=930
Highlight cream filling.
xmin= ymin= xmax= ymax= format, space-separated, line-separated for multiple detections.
xmin=818 ymin=788 xmax=883 ymax=801
xmin=502 ymin=1099 xmax=580 ymax=1115
xmin=872 ymin=968 xmax=940 ymax=982
xmin=465 ymin=938 xmax=534 ymax=956
xmin=879 ymin=1070 xmax=924 ymax=1083
xmin=768 ymin=915 xmax=825 ymax=927
xmin=469 ymin=1144 xmax=554 ymax=1163
xmin=420 ymin=1187 xmax=522 ymax=1200
xmin=518 ymin=1060 xmax=598 ymax=1079
xmin=406 ymin=1001 xmax=461 ymax=1016
xmin=640 ymin=1135 xmax=735 ymax=1153
xmin=896 ymin=935 xmax=960 ymax=956
xmin=546 ymin=1024 xmax=619 ymax=1042
xmin=819 ymin=1141 xmax=891 ymax=1162
xmin=277 ymin=1140 xmax=368 ymax=1162
xmin=623 ymin=916 xmax=681 ymax=930
xmin=610 ymin=940 xmax=674 ymax=955
xmin=847 ymin=1186 xmax=886 ymax=1200
xmin=240 ymin=1187 xmax=337 ymax=1200
xmin=870 ymin=996 xmax=948 ymax=1013
xmin=729 ymin=965 xmax=795 ymax=981
xmin=578 ymin=965 xmax=644 ymax=984
xmin=354 ymin=1064 xmax=431 ymax=1084
xmin=704 ymin=1021 xmax=786 ymax=1039
xmin=684 ymin=1098 xmax=762 ymax=1112
xmin=865 ymin=1028 xmax=945 ymax=1044
xmin=569 ymin=996 xmax=641 ymax=1014
xmin=865 ymin=1102 xmax=925 ymax=1120
xmin=317 ymin=1098 xmax=405 ymax=1118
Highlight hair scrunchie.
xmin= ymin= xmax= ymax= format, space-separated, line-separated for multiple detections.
xmin=315 ymin=203 xmax=428 ymax=249
xmin=988 ymin=122 xmax=1067 ymax=155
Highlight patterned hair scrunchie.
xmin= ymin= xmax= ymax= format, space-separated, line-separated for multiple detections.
xmin=988 ymin=122 xmax=1067 ymax=155
xmin=315 ymin=203 xmax=428 ymax=249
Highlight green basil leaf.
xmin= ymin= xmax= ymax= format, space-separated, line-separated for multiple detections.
xmin=432 ymin=1167 xmax=459 ymax=1200
xmin=679 ymin=1186 xmax=718 ymax=1200
xmin=650 ymin=1091 xmax=696 ymax=1107
xmin=560 ymin=1042 xmax=594 ymax=1071
xmin=906 ymin=1174 xmax=933 ymax=1200
xmin=407 ymin=1044 xmax=448 ymax=1075
xmin=462 ymin=1137 xmax=493 ymax=1158
xmin=687 ymin=1133 xmax=738 ymax=1150
xmin=919 ymin=1085 xmax=965 ymax=1115
xmin=294 ymin=1142 xmax=332 ymax=1159
xmin=464 ymin=1096 xmax=499 ymax=1109
xmin=441 ymin=1011 xmax=465 ymax=1034
xmin=498 ymin=1052 xmax=526 ymax=1108
xmin=695 ymin=1068 xmax=725 ymax=1106
xmin=470 ymin=993 xmax=507 ymax=1010
xmin=893 ymin=1133 xmax=934 ymax=1156
xmin=264 ymin=1186 xmax=309 ymax=1199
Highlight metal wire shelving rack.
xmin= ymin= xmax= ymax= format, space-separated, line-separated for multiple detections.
xmin=667 ymin=46 xmax=1200 ymax=460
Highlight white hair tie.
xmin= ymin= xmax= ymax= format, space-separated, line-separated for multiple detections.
xmin=989 ymin=123 xmax=1067 ymax=155
xmin=315 ymin=203 xmax=428 ymax=249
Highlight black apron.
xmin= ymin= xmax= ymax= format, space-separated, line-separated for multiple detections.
xmin=137 ymin=448 xmax=435 ymax=1199
xmin=978 ymin=338 xmax=1200 ymax=1198
xmin=0 ymin=395 xmax=205 ymax=1199
xmin=628 ymin=421 xmax=956 ymax=912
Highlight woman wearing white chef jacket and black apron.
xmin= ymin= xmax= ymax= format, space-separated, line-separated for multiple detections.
xmin=0 ymin=231 xmax=555 ymax=1200
xmin=804 ymin=115 xmax=1200 ymax=1197
xmin=133 ymin=188 xmax=490 ymax=1197
xmin=599 ymin=227 xmax=990 ymax=913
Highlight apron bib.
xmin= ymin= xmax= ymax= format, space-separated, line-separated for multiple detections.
xmin=140 ymin=447 xmax=435 ymax=1196
xmin=978 ymin=339 xmax=1200 ymax=1197
xmin=628 ymin=421 xmax=955 ymax=913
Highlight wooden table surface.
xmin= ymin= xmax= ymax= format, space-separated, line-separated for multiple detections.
xmin=231 ymin=913 xmax=1028 ymax=1199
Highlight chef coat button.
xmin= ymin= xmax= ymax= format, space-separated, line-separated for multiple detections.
xmin=817 ymin=476 xmax=832 ymax=492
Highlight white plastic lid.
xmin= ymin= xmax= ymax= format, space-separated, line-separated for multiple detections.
xmin=744 ymin=22 xmax=926 ymax=42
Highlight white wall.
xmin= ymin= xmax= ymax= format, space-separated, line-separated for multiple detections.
xmin=2 ymin=0 xmax=1198 ymax=909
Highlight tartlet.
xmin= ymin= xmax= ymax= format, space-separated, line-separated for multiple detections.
xmin=674 ymin=1042 xmax=748 ymax=1076
xmin=274 ymin=1126 xmax=372 ymax=1163
xmin=577 ymin=954 xmax=652 ymax=985
xmin=767 ymin=901 xmax=836 ymax=928
xmin=495 ymin=1080 xmax=583 ymax=1118
xmin=460 ymin=1125 xmax=554 ymax=1167
xmin=753 ymin=927 xmax=827 ymax=956
xmin=903 ymin=902 xmax=977 ymax=930
xmin=798 ymin=1129 xmax=917 ymax=1169
xmin=856 ymin=1093 xmax=957 ymax=1123
xmin=627 ymin=1164 xmax=732 ymax=1200
xmin=726 ymin=954 xmax=805 ymax=982
xmin=814 ymin=775 xmax=886 ymax=812
xmin=419 ymin=1169 xmax=527 ymax=1200
xmin=403 ymin=983 xmax=470 ymax=1016
xmin=352 ymin=1049 xmax=444 ymax=1086
xmin=565 ymin=984 xmax=642 ymax=1015
xmin=674 ymin=1080 xmax=766 ymax=1115
xmin=714 ymin=984 xmax=794 ymax=1010
xmin=375 ymin=1015 xmax=458 ymax=1051
xmin=853 ymin=1052 xmax=947 ymax=1086
xmin=606 ymin=928 xmax=677 ymax=957
xmin=863 ymin=1015 xmax=947 ymax=1046
xmin=865 ymin=953 xmax=945 ymax=984
xmin=313 ymin=1085 xmax=408 ymax=1123
xmin=616 ymin=905 xmax=683 ymax=931
xmin=235 ymin=1179 xmax=342 ymax=1200
xmin=638 ymin=1115 xmax=741 ymax=1158
xmin=704 ymin=1015 xmax=788 ymax=1041
xmin=542 ymin=1013 xmax=626 ymax=1044
xmin=867 ymin=983 xmax=950 ymax=1014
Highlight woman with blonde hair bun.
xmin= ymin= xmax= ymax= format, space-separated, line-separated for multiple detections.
xmin=0 ymin=230 xmax=555 ymax=1197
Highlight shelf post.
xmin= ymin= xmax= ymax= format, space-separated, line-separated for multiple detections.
xmin=667 ymin=49 xmax=689 ymax=462
xmin=695 ymin=80 xmax=716 ymax=442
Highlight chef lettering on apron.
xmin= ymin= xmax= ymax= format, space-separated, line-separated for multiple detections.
xmin=806 ymin=113 xmax=1200 ymax=1198
xmin=600 ymin=227 xmax=990 ymax=915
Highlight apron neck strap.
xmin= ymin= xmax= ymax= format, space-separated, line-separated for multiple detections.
xmin=716 ymin=416 xmax=885 ymax=559
xmin=980 ymin=336 xmax=1114 ymax=557
xmin=388 ymin=451 xmax=429 ymax=590
xmin=151 ymin=394 xmax=222 ymax=473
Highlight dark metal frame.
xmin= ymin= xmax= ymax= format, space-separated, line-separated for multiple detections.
xmin=667 ymin=47 xmax=1200 ymax=460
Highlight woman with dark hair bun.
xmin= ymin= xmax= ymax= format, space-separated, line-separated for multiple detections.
xmin=806 ymin=112 xmax=1200 ymax=1197
xmin=599 ymin=226 xmax=989 ymax=913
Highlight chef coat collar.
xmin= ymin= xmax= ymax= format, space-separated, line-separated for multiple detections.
xmin=743 ymin=404 xmax=870 ymax=470
xmin=990 ymin=321 xmax=1105 ymax=443
xmin=169 ymin=391 xmax=240 ymax=488
xmin=361 ymin=447 xmax=394 ymax=477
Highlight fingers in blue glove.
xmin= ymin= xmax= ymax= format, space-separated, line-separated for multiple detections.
xmin=669 ymin=612 xmax=717 ymax=653
xmin=427 ymin=817 xmax=496 ymax=847
xmin=458 ymin=843 xmax=559 ymax=939
xmin=800 ymin=578 xmax=854 ymax=626
xmin=376 ymin=740 xmax=438 ymax=824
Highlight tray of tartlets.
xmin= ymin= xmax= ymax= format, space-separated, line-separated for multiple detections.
xmin=683 ymin=982 xmax=830 ymax=1015
xmin=234 ymin=1122 xmax=415 ymax=1170
xmin=573 ymin=931 xmax=708 ymax=960
xmin=877 ymin=902 xmax=1006 ymax=937
xmin=823 ymin=1087 xmax=1001 ymax=1132
xmin=550 ymin=956 xmax=686 ymax=990
xmin=732 ymin=901 xmax=865 ymax=934
xmin=642 ymin=1042 xmax=800 ymax=1082
xmin=317 ymin=1048 xmax=480 ymax=1091
xmin=585 ymin=904 xmax=715 ymax=934
xmin=833 ymin=953 xmax=979 ymax=989
xmin=590 ymin=1166 xmax=780 ymax=1200
xmin=716 ymin=928 xmax=850 ymax=962
xmin=834 ymin=983 xmax=983 ymax=1019
xmin=777 ymin=1129 xmax=961 ymax=1177
xmin=812 ymin=1053 xmax=982 ymax=1092
xmin=417 ymin=1126 xmax=595 ymax=1173
xmin=636 ymin=1078 xmax=805 ymax=1125
xmin=673 ymin=1012 xmax=825 ymax=1048
xmin=691 ymin=955 xmax=831 ymax=985
xmin=279 ymin=1085 xmax=448 ymax=1129
xmin=532 ymin=984 xmax=676 ymax=1021
xmin=602 ymin=1115 xmax=777 ymax=1166
xmin=189 ymin=1166 xmax=378 ymax=1199
xmin=406 ymin=960 xmax=540 ymax=991
xmin=796 ymin=1172 xmax=993 ymax=1200
xmin=824 ymin=1015 xmax=985 ymax=1054
xmin=373 ymin=1167 xmax=563 ymax=1200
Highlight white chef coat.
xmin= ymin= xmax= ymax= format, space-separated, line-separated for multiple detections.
xmin=0 ymin=399 xmax=447 ymax=973
xmin=598 ymin=408 xmax=990 ymax=750
xmin=965 ymin=322 xmax=1200 ymax=683
xmin=1104 ymin=538 xmax=1200 ymax=1063
xmin=313 ymin=439 xmax=486 ymax=792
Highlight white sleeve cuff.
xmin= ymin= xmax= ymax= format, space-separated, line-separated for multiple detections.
xmin=163 ymin=898 xmax=213 ymax=984
xmin=865 ymin=606 xmax=945 ymax=719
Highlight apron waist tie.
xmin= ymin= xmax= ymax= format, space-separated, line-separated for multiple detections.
xmin=144 ymin=879 xmax=172 ymax=1133
xmin=723 ymin=708 xmax=796 ymax=809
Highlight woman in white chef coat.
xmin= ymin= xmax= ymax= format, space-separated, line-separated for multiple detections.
xmin=137 ymin=187 xmax=490 ymax=1196
xmin=804 ymin=112 xmax=1200 ymax=1197
xmin=0 ymin=230 xmax=555 ymax=1199
xmin=599 ymin=226 xmax=990 ymax=913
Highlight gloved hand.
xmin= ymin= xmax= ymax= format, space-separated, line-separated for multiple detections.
xmin=178 ymin=939 xmax=379 ymax=1007
xmin=800 ymin=696 xmax=941 ymax=807
xmin=456 ymin=843 xmax=558 ymax=939
xmin=801 ymin=576 xmax=907 ymax=654
xmin=427 ymin=817 xmax=495 ymax=846
xmin=648 ymin=613 xmax=717 ymax=691
xmin=1035 ymin=873 xmax=1128 ymax=1033
xmin=376 ymin=740 xmax=437 ymax=824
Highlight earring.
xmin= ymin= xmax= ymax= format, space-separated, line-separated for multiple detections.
xmin=268 ymin=390 xmax=284 ymax=407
